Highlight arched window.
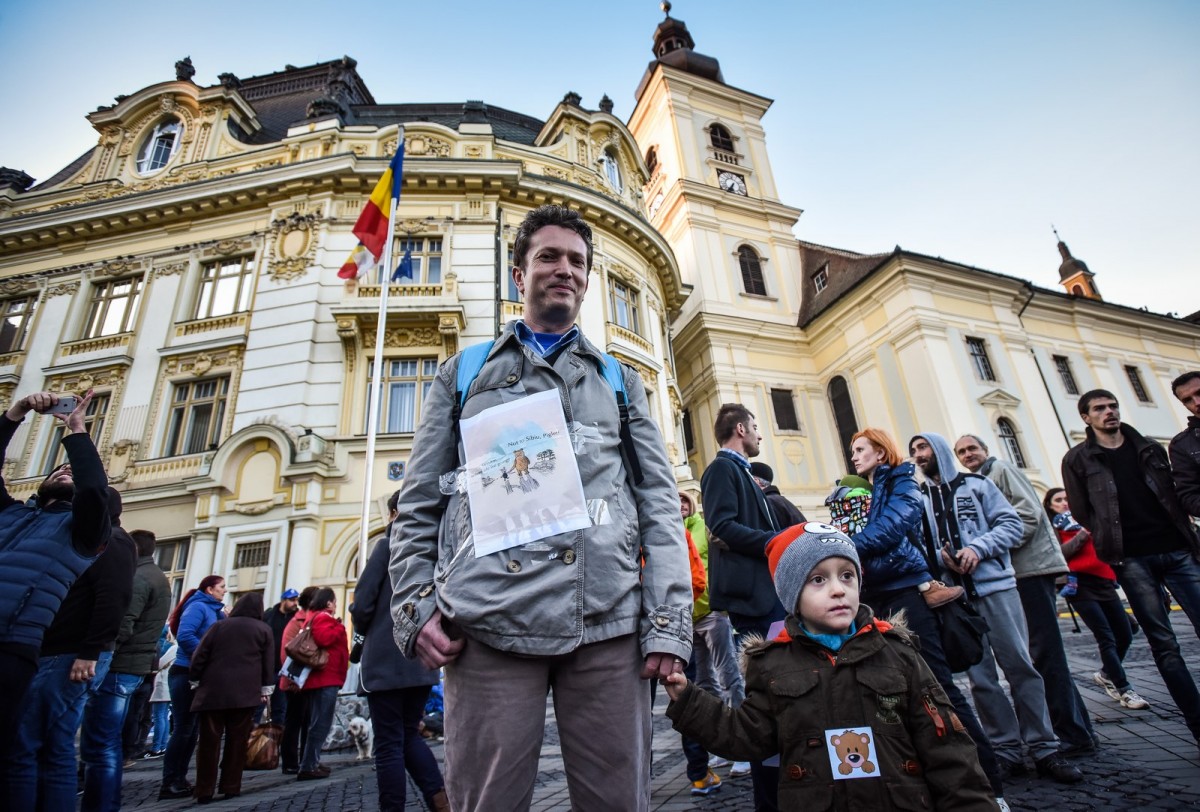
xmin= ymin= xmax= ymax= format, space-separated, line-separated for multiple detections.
xmin=136 ymin=118 xmax=183 ymax=174
xmin=601 ymin=148 xmax=622 ymax=192
xmin=828 ymin=376 xmax=859 ymax=472
xmin=1071 ymin=284 xmax=1084 ymax=296
xmin=737 ymin=246 xmax=767 ymax=296
xmin=709 ymin=124 xmax=735 ymax=153
xmin=645 ymin=146 xmax=658 ymax=175
xmin=997 ymin=418 xmax=1027 ymax=468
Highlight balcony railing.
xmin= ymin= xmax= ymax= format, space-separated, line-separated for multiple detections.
xmin=60 ymin=333 xmax=132 ymax=357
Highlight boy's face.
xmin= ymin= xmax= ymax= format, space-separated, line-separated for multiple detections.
xmin=798 ymin=557 xmax=860 ymax=636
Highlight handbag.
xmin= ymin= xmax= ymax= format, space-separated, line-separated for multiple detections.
xmin=933 ymin=597 xmax=990 ymax=673
xmin=284 ymin=619 xmax=329 ymax=670
xmin=245 ymin=710 xmax=283 ymax=771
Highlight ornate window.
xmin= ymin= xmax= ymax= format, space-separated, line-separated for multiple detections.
xmin=770 ymin=388 xmax=801 ymax=432
xmin=1053 ymin=355 xmax=1079 ymax=395
xmin=965 ymin=336 xmax=997 ymax=382
xmin=135 ymin=118 xmax=183 ymax=175
xmin=601 ymin=148 xmax=623 ymax=193
xmin=195 ymin=256 xmax=255 ymax=319
xmin=155 ymin=537 xmax=191 ymax=606
xmin=709 ymin=124 xmax=737 ymax=163
xmin=610 ymin=280 xmax=641 ymax=334
xmin=381 ymin=237 xmax=442 ymax=285
xmin=84 ymin=276 xmax=143 ymax=338
xmin=828 ymin=376 xmax=858 ymax=472
xmin=366 ymin=357 xmax=439 ymax=434
xmin=737 ymin=246 xmax=767 ymax=296
xmin=997 ymin=418 xmax=1027 ymax=468
xmin=645 ymin=146 xmax=658 ymax=175
xmin=0 ymin=293 xmax=37 ymax=353
xmin=42 ymin=392 xmax=111 ymax=475
xmin=1125 ymin=365 xmax=1152 ymax=403
xmin=234 ymin=540 xmax=271 ymax=569
xmin=163 ymin=377 xmax=230 ymax=456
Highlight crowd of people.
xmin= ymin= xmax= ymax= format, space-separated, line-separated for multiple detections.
xmin=0 ymin=205 xmax=1198 ymax=812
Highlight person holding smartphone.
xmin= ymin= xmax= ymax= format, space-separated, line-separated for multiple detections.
xmin=0 ymin=391 xmax=112 ymax=794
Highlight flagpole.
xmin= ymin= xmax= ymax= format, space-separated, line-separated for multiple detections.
xmin=359 ymin=126 xmax=404 ymax=577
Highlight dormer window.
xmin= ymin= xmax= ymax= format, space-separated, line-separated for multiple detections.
xmin=136 ymin=118 xmax=183 ymax=175
xmin=813 ymin=264 xmax=829 ymax=293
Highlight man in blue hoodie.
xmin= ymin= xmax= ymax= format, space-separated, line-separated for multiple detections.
xmin=910 ymin=432 xmax=1082 ymax=785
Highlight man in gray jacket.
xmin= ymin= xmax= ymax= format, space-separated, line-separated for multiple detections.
xmin=911 ymin=432 xmax=1081 ymax=785
xmin=954 ymin=435 xmax=1097 ymax=755
xmin=390 ymin=205 xmax=691 ymax=811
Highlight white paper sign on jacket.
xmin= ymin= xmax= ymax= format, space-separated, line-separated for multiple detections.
xmin=460 ymin=388 xmax=590 ymax=557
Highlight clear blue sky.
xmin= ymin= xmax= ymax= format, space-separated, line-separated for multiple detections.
xmin=2 ymin=1 xmax=1195 ymax=315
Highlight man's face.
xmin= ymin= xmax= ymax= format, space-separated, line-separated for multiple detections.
xmin=740 ymin=418 xmax=763 ymax=458
xmin=910 ymin=438 xmax=938 ymax=477
xmin=512 ymin=225 xmax=590 ymax=329
xmin=1175 ymin=377 xmax=1200 ymax=418
xmin=37 ymin=463 xmax=75 ymax=502
xmin=953 ymin=437 xmax=987 ymax=473
xmin=1082 ymin=397 xmax=1121 ymax=432
xmin=282 ymin=598 xmax=298 ymax=613
xmin=680 ymin=494 xmax=693 ymax=519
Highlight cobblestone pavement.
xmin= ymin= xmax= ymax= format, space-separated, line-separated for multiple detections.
xmin=108 ymin=607 xmax=1199 ymax=810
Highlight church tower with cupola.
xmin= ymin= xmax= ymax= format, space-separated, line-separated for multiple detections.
xmin=627 ymin=3 xmax=813 ymax=484
xmin=1056 ymin=237 xmax=1101 ymax=300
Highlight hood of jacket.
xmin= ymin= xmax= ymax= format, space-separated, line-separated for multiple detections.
xmin=912 ymin=432 xmax=959 ymax=488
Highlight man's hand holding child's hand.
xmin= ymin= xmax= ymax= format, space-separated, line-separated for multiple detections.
xmin=663 ymin=672 xmax=688 ymax=702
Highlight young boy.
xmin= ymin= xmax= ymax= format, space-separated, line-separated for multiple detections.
xmin=664 ymin=522 xmax=998 ymax=811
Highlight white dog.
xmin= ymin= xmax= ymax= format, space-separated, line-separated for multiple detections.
xmin=347 ymin=716 xmax=374 ymax=760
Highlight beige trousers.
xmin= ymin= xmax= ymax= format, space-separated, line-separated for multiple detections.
xmin=443 ymin=633 xmax=652 ymax=812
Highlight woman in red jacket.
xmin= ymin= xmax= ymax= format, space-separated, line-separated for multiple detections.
xmin=1043 ymin=487 xmax=1149 ymax=710
xmin=297 ymin=588 xmax=349 ymax=780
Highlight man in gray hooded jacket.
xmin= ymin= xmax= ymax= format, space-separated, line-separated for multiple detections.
xmin=910 ymin=432 xmax=1081 ymax=785
xmin=954 ymin=434 xmax=1097 ymax=755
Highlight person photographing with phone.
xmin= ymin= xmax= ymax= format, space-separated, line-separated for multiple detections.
xmin=0 ymin=391 xmax=112 ymax=759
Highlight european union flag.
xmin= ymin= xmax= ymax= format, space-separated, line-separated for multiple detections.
xmin=391 ymin=248 xmax=413 ymax=282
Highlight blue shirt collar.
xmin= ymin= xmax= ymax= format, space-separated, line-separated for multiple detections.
xmin=717 ymin=447 xmax=752 ymax=470
xmin=514 ymin=320 xmax=579 ymax=358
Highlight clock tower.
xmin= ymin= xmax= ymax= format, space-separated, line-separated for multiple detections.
xmin=627 ymin=4 xmax=809 ymax=480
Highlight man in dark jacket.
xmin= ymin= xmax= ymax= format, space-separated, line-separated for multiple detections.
xmin=748 ymin=461 xmax=806 ymax=528
xmin=1170 ymin=370 xmax=1200 ymax=518
xmin=4 ymin=487 xmax=135 ymax=812
xmin=701 ymin=403 xmax=784 ymax=811
xmin=262 ymin=588 xmax=299 ymax=723
xmin=0 ymin=391 xmax=111 ymax=734
xmin=1063 ymin=388 xmax=1200 ymax=749
xmin=80 ymin=527 xmax=171 ymax=811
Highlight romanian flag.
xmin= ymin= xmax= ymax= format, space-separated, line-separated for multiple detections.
xmin=338 ymin=144 xmax=405 ymax=279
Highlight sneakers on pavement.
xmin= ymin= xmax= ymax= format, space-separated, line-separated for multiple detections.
xmin=1035 ymin=753 xmax=1084 ymax=784
xmin=707 ymin=754 xmax=731 ymax=769
xmin=1093 ymin=671 xmax=1122 ymax=702
xmin=690 ymin=769 xmax=722 ymax=796
xmin=729 ymin=761 xmax=752 ymax=777
xmin=1120 ymin=689 xmax=1149 ymax=709
xmin=920 ymin=580 xmax=965 ymax=609
xmin=157 ymin=783 xmax=193 ymax=800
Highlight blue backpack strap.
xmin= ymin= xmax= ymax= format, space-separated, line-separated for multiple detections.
xmin=601 ymin=353 xmax=645 ymax=486
xmin=454 ymin=340 xmax=495 ymax=412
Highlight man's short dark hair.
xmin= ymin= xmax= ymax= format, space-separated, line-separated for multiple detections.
xmin=387 ymin=489 xmax=401 ymax=515
xmin=130 ymin=529 xmax=156 ymax=557
xmin=512 ymin=205 xmax=593 ymax=271
xmin=1172 ymin=371 xmax=1200 ymax=396
xmin=1078 ymin=388 xmax=1118 ymax=416
xmin=714 ymin=403 xmax=754 ymax=444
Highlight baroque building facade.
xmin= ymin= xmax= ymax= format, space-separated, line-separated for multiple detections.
xmin=1 ymin=17 xmax=1197 ymax=604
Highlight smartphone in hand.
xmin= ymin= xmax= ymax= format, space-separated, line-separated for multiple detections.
xmin=45 ymin=395 xmax=79 ymax=415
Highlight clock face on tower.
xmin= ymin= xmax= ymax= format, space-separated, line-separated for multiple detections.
xmin=717 ymin=170 xmax=747 ymax=196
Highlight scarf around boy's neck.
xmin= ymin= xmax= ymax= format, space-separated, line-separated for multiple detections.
xmin=775 ymin=620 xmax=859 ymax=651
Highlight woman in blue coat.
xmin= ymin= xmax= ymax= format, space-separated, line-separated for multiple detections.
xmin=159 ymin=575 xmax=227 ymax=799
xmin=847 ymin=428 xmax=1005 ymax=802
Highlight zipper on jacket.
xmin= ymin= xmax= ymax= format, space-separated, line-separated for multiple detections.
xmin=921 ymin=694 xmax=946 ymax=737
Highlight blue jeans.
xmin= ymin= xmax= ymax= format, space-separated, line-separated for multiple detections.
xmin=1072 ymin=597 xmax=1134 ymax=690
xmin=162 ymin=665 xmax=199 ymax=786
xmin=80 ymin=670 xmax=144 ymax=812
xmin=150 ymin=702 xmax=171 ymax=752
xmin=2 ymin=651 xmax=112 ymax=812
xmin=693 ymin=612 xmax=746 ymax=707
xmin=300 ymin=687 xmax=339 ymax=772
xmin=1115 ymin=551 xmax=1200 ymax=739
xmin=367 ymin=687 xmax=444 ymax=811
